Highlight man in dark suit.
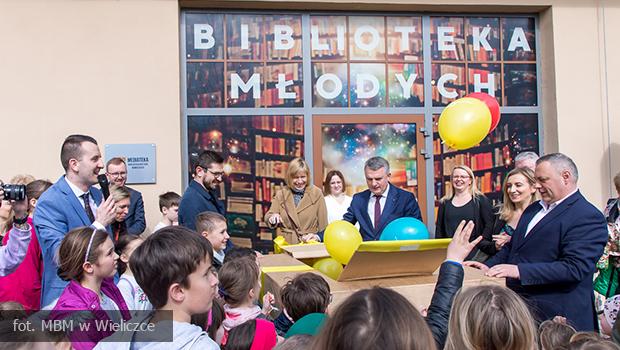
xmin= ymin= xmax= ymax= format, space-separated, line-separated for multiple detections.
xmin=34 ymin=134 xmax=117 ymax=307
xmin=467 ymin=153 xmax=607 ymax=331
xmin=106 ymin=157 xmax=146 ymax=235
xmin=179 ymin=150 xmax=226 ymax=231
xmin=341 ymin=156 xmax=422 ymax=241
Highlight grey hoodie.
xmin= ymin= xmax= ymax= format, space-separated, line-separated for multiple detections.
xmin=94 ymin=312 xmax=219 ymax=350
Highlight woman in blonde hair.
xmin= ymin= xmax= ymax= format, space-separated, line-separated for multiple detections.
xmin=436 ymin=165 xmax=494 ymax=261
xmin=444 ymin=284 xmax=539 ymax=350
xmin=264 ymin=157 xmax=327 ymax=244
xmin=486 ymin=167 xmax=538 ymax=256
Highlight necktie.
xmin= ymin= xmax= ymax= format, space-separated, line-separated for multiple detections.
xmin=81 ymin=193 xmax=96 ymax=223
xmin=374 ymin=194 xmax=382 ymax=229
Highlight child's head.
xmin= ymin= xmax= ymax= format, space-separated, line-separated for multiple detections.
xmin=115 ymin=234 xmax=144 ymax=275
xmin=311 ymin=286 xmax=435 ymax=350
xmin=159 ymin=191 xmax=180 ymax=222
xmin=0 ymin=302 xmax=26 ymax=321
xmin=110 ymin=185 xmax=131 ymax=223
xmin=601 ymin=295 xmax=620 ymax=336
xmin=273 ymin=334 xmax=313 ymax=350
xmin=58 ymin=227 xmax=118 ymax=282
xmin=223 ymin=247 xmax=258 ymax=265
xmin=218 ymin=257 xmax=260 ymax=307
xmin=539 ymin=320 xmax=576 ymax=350
xmin=130 ymin=226 xmax=217 ymax=313
xmin=225 ymin=319 xmax=277 ymax=350
xmin=196 ymin=211 xmax=229 ymax=253
xmin=281 ymin=273 xmax=331 ymax=321
xmin=445 ymin=285 xmax=537 ymax=350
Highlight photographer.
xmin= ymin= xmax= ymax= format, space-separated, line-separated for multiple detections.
xmin=0 ymin=181 xmax=31 ymax=276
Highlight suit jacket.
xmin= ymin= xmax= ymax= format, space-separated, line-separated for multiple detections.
xmin=264 ymin=185 xmax=327 ymax=244
xmin=342 ymin=184 xmax=422 ymax=241
xmin=485 ymin=191 xmax=607 ymax=331
xmin=178 ymin=180 xmax=225 ymax=231
xmin=33 ymin=176 xmax=109 ymax=307
xmin=124 ymin=186 xmax=145 ymax=235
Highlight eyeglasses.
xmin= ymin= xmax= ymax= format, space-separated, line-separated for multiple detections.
xmin=452 ymin=175 xmax=471 ymax=180
xmin=206 ymin=169 xmax=225 ymax=179
xmin=107 ymin=172 xmax=127 ymax=178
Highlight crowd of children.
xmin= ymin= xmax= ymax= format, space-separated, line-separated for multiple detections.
xmin=1 ymin=163 xmax=620 ymax=350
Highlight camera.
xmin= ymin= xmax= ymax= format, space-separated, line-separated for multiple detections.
xmin=1 ymin=184 xmax=26 ymax=201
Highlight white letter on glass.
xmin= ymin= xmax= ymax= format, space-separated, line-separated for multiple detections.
xmin=316 ymin=73 xmax=343 ymax=100
xmin=437 ymin=73 xmax=458 ymax=99
xmin=472 ymin=26 xmax=492 ymax=51
xmin=473 ymin=73 xmax=495 ymax=96
xmin=507 ymin=27 xmax=532 ymax=52
xmin=356 ymin=74 xmax=380 ymax=98
xmin=241 ymin=24 xmax=249 ymax=50
xmin=230 ymin=73 xmax=260 ymax=99
xmin=194 ymin=24 xmax=215 ymax=50
xmin=311 ymin=26 xmax=329 ymax=51
xmin=395 ymin=73 xmax=418 ymax=98
xmin=438 ymin=26 xmax=455 ymax=51
xmin=354 ymin=25 xmax=380 ymax=52
xmin=274 ymin=25 xmax=294 ymax=50
xmin=394 ymin=26 xmax=416 ymax=51
xmin=276 ymin=74 xmax=295 ymax=99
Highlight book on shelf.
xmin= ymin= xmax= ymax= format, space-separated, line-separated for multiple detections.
xmin=227 ymin=196 xmax=254 ymax=214
xmin=255 ymin=159 xmax=289 ymax=178
xmin=255 ymin=135 xmax=302 ymax=156
xmin=227 ymin=213 xmax=256 ymax=236
xmin=255 ymin=178 xmax=285 ymax=202
xmin=252 ymin=115 xmax=304 ymax=135
xmin=229 ymin=158 xmax=252 ymax=174
xmin=230 ymin=179 xmax=254 ymax=194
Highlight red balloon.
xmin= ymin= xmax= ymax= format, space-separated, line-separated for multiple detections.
xmin=467 ymin=92 xmax=500 ymax=132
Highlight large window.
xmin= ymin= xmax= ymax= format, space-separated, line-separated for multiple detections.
xmin=182 ymin=12 xmax=540 ymax=251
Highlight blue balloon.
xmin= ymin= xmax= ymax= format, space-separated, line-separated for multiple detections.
xmin=379 ymin=217 xmax=429 ymax=241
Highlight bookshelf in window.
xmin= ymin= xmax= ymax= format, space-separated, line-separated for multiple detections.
xmin=187 ymin=115 xmax=304 ymax=253
xmin=432 ymin=113 xmax=539 ymax=209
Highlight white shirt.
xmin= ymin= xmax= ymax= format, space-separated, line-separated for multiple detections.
xmin=525 ymin=188 xmax=579 ymax=237
xmin=367 ymin=183 xmax=390 ymax=228
xmin=64 ymin=176 xmax=106 ymax=231
xmin=117 ymin=274 xmax=153 ymax=315
xmin=324 ymin=194 xmax=353 ymax=223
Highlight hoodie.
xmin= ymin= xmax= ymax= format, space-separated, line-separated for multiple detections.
xmin=94 ymin=311 xmax=219 ymax=350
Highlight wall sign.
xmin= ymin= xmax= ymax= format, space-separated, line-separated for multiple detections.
xmin=104 ymin=144 xmax=157 ymax=184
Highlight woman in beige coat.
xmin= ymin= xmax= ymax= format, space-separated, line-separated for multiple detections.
xmin=264 ymin=157 xmax=328 ymax=244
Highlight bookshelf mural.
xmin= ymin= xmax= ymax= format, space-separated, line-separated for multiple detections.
xmin=183 ymin=12 xmax=540 ymax=249
xmin=188 ymin=115 xmax=304 ymax=252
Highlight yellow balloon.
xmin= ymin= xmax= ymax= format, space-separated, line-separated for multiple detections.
xmin=313 ymin=258 xmax=344 ymax=280
xmin=438 ymin=97 xmax=492 ymax=150
xmin=324 ymin=220 xmax=363 ymax=265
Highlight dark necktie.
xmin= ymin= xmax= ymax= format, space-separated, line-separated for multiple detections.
xmin=81 ymin=193 xmax=96 ymax=223
xmin=374 ymin=194 xmax=382 ymax=229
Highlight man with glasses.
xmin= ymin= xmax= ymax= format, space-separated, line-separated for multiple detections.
xmin=106 ymin=157 xmax=146 ymax=235
xmin=179 ymin=150 xmax=226 ymax=231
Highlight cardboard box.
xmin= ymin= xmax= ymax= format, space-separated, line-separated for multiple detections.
xmin=260 ymin=242 xmax=503 ymax=311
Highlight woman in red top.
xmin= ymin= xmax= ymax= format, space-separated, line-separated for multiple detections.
xmin=0 ymin=180 xmax=52 ymax=310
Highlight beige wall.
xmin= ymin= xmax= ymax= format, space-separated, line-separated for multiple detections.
xmin=0 ymin=0 xmax=181 ymax=233
xmin=0 ymin=0 xmax=618 ymax=231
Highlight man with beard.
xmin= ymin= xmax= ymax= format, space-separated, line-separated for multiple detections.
xmin=178 ymin=150 xmax=226 ymax=231
xmin=34 ymin=134 xmax=117 ymax=307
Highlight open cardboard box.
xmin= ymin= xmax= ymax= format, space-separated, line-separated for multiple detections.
xmin=262 ymin=240 xmax=503 ymax=310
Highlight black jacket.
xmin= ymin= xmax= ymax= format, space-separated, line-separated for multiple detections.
xmin=436 ymin=195 xmax=495 ymax=258
xmin=426 ymin=261 xmax=465 ymax=350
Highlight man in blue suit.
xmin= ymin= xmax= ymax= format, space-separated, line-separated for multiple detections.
xmin=106 ymin=157 xmax=146 ymax=235
xmin=34 ymin=134 xmax=117 ymax=308
xmin=467 ymin=153 xmax=607 ymax=331
xmin=179 ymin=150 xmax=226 ymax=231
xmin=341 ymin=156 xmax=422 ymax=241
